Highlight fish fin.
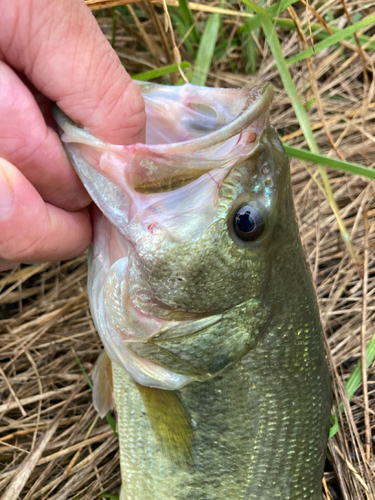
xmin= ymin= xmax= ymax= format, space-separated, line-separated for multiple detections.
xmin=92 ymin=351 xmax=114 ymax=418
xmin=136 ymin=383 xmax=195 ymax=470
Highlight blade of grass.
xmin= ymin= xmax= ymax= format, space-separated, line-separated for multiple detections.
xmin=287 ymin=4 xmax=345 ymax=160
xmin=178 ymin=0 xmax=200 ymax=44
xmin=133 ymin=62 xmax=191 ymax=81
xmin=237 ymin=16 xmax=296 ymax=33
xmin=241 ymin=0 xmax=359 ymax=266
xmin=284 ymin=145 xmax=375 ymax=180
xmin=241 ymin=0 xmax=299 ymax=32
xmin=329 ymin=415 xmax=339 ymax=439
xmin=299 ymin=23 xmax=375 ymax=51
xmin=346 ymin=332 xmax=375 ymax=403
xmin=177 ymin=67 xmax=194 ymax=85
xmin=160 ymin=0 xmax=188 ymax=84
xmin=243 ymin=31 xmax=257 ymax=74
xmin=286 ymin=14 xmax=375 ymax=66
xmin=73 ymin=349 xmax=93 ymax=389
xmin=241 ymin=0 xmax=322 ymax=150
xmin=329 ymin=331 xmax=375 ymax=438
xmin=87 ymin=0 xmax=375 ymax=50
xmin=242 ymin=0 xmax=265 ymax=74
xmin=242 ymin=0 xmax=296 ymax=72
xmin=214 ymin=38 xmax=239 ymax=61
xmin=191 ymin=9 xmax=222 ymax=85
xmin=237 ymin=17 xmax=375 ymax=51
xmin=170 ymin=11 xmax=196 ymax=58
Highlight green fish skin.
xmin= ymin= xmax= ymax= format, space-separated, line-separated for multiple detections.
xmin=54 ymin=83 xmax=332 ymax=500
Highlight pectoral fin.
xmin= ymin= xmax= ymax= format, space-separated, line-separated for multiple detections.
xmin=92 ymin=351 xmax=114 ymax=418
xmin=136 ymin=383 xmax=195 ymax=470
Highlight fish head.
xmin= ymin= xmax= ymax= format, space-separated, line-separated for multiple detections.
xmin=54 ymin=81 xmax=295 ymax=390
xmin=131 ymin=130 xmax=287 ymax=318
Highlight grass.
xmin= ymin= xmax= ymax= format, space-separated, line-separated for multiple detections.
xmin=285 ymin=14 xmax=375 ymax=65
xmin=133 ymin=61 xmax=191 ymax=80
xmin=191 ymin=5 xmax=222 ymax=85
xmin=330 ymin=331 xmax=375 ymax=439
xmin=284 ymin=145 xmax=375 ymax=180
xmin=0 ymin=1 xmax=374 ymax=499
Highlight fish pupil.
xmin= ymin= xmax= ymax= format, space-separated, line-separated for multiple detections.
xmin=237 ymin=212 xmax=255 ymax=233
xmin=233 ymin=204 xmax=264 ymax=241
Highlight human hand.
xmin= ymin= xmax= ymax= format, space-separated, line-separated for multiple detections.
xmin=0 ymin=0 xmax=145 ymax=272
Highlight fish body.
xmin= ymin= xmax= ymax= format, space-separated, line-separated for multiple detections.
xmin=54 ymin=82 xmax=332 ymax=500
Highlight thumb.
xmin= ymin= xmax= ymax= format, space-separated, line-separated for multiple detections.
xmin=0 ymin=0 xmax=145 ymax=145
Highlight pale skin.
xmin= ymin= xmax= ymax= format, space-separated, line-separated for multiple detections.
xmin=0 ymin=0 xmax=146 ymax=271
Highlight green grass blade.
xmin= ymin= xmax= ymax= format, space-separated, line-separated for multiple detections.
xmin=237 ymin=16 xmax=291 ymax=34
xmin=284 ymin=145 xmax=375 ymax=180
xmin=243 ymin=32 xmax=257 ymax=74
xmin=172 ymin=14 xmax=196 ymax=58
xmin=99 ymin=494 xmax=119 ymax=499
xmin=329 ymin=415 xmax=339 ymax=439
xmin=346 ymin=332 xmax=375 ymax=402
xmin=241 ymin=0 xmax=299 ymax=32
xmin=241 ymin=0 xmax=359 ymax=266
xmin=177 ymin=67 xmax=194 ymax=85
xmin=133 ymin=62 xmax=191 ymax=81
xmin=315 ymin=26 xmax=375 ymax=51
xmin=241 ymin=1 xmax=263 ymax=74
xmin=178 ymin=0 xmax=200 ymax=44
xmin=241 ymin=1 xmax=319 ymax=152
xmin=286 ymin=15 xmax=375 ymax=66
xmin=330 ymin=332 xmax=375 ymax=438
xmin=73 ymin=348 xmax=93 ymax=389
xmin=238 ymin=18 xmax=375 ymax=52
xmin=103 ymin=409 xmax=117 ymax=435
xmin=191 ymin=12 xmax=221 ymax=85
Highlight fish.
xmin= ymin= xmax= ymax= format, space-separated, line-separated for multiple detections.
xmin=53 ymin=81 xmax=332 ymax=500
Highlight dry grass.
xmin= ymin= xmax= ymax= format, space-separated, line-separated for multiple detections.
xmin=1 ymin=1 xmax=374 ymax=499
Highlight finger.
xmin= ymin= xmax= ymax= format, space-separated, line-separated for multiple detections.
xmin=0 ymin=260 xmax=19 ymax=272
xmin=0 ymin=158 xmax=92 ymax=264
xmin=0 ymin=61 xmax=91 ymax=211
xmin=0 ymin=0 xmax=146 ymax=145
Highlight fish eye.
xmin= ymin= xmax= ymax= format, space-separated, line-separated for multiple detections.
xmin=233 ymin=204 xmax=265 ymax=241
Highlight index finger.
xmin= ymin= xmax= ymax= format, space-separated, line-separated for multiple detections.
xmin=0 ymin=0 xmax=145 ymax=145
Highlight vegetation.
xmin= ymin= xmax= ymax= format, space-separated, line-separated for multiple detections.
xmin=1 ymin=1 xmax=374 ymax=499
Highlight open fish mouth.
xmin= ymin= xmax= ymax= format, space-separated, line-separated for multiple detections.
xmin=53 ymin=82 xmax=275 ymax=391
xmin=54 ymin=82 xmax=273 ymax=194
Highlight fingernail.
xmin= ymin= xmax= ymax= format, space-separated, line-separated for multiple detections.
xmin=0 ymin=159 xmax=14 ymax=220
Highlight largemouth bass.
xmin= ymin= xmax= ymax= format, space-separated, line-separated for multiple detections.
xmin=54 ymin=82 xmax=332 ymax=500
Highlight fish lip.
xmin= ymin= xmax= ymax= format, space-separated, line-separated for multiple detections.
xmin=52 ymin=82 xmax=273 ymax=154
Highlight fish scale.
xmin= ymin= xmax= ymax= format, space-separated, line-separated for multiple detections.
xmin=54 ymin=81 xmax=332 ymax=499
xmin=113 ymin=285 xmax=330 ymax=500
